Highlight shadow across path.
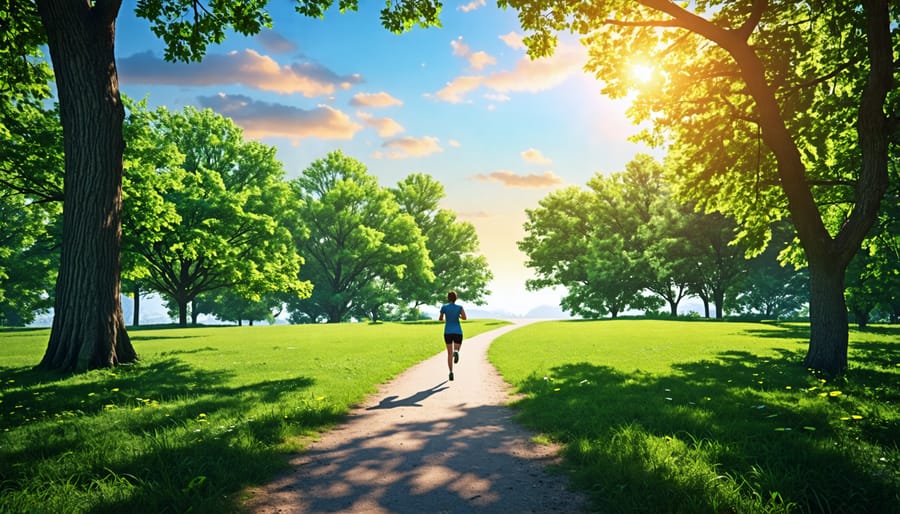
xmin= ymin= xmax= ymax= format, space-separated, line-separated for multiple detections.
xmin=245 ymin=320 xmax=587 ymax=514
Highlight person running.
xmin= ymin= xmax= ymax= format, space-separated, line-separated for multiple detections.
xmin=439 ymin=290 xmax=467 ymax=381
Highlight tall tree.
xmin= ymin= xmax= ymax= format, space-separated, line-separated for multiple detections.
xmin=682 ymin=210 xmax=748 ymax=319
xmin=733 ymin=224 xmax=809 ymax=320
xmin=519 ymin=174 xmax=657 ymax=319
xmin=287 ymin=151 xmax=432 ymax=323
xmin=391 ymin=173 xmax=493 ymax=308
xmin=501 ymin=0 xmax=897 ymax=375
xmin=6 ymin=0 xmax=441 ymax=371
xmin=126 ymin=105 xmax=308 ymax=326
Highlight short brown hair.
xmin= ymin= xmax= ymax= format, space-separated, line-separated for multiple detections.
xmin=447 ymin=291 xmax=457 ymax=303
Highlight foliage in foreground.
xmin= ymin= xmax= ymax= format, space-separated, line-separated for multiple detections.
xmin=0 ymin=320 xmax=505 ymax=513
xmin=490 ymin=320 xmax=899 ymax=514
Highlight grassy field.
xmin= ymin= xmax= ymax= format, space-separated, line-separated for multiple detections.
xmin=0 ymin=320 xmax=506 ymax=513
xmin=489 ymin=320 xmax=900 ymax=514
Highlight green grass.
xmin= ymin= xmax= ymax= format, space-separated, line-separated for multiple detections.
xmin=0 ymin=320 xmax=507 ymax=513
xmin=489 ymin=320 xmax=900 ymax=514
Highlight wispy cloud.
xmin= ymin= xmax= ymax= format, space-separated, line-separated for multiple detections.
xmin=198 ymin=93 xmax=362 ymax=140
xmin=430 ymin=42 xmax=585 ymax=103
xmin=457 ymin=0 xmax=486 ymax=12
xmin=433 ymin=75 xmax=483 ymax=103
xmin=350 ymin=91 xmax=403 ymax=108
xmin=448 ymin=139 xmax=461 ymax=148
xmin=451 ymin=37 xmax=496 ymax=70
xmin=373 ymin=136 xmax=443 ymax=159
xmin=254 ymin=29 xmax=298 ymax=54
xmin=471 ymin=170 xmax=564 ymax=188
xmin=521 ymin=148 xmax=552 ymax=165
xmin=499 ymin=32 xmax=526 ymax=50
xmin=119 ymin=50 xmax=362 ymax=96
xmin=357 ymin=111 xmax=404 ymax=137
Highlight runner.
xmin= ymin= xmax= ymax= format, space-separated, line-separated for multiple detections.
xmin=438 ymin=290 xmax=467 ymax=381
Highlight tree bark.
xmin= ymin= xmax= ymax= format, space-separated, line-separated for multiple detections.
xmin=803 ymin=259 xmax=849 ymax=376
xmin=179 ymin=299 xmax=188 ymax=326
xmin=702 ymin=0 xmax=890 ymax=376
xmin=132 ymin=283 xmax=141 ymax=327
xmin=36 ymin=0 xmax=136 ymax=371
xmin=713 ymin=288 xmax=725 ymax=320
xmin=190 ymin=298 xmax=199 ymax=325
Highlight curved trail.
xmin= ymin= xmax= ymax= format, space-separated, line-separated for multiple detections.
xmin=244 ymin=319 xmax=589 ymax=514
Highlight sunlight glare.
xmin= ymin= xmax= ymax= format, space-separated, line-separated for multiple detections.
xmin=631 ymin=63 xmax=654 ymax=84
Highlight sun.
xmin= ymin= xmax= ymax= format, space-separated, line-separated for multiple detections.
xmin=631 ymin=63 xmax=654 ymax=84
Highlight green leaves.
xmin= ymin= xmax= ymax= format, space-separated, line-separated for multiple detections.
xmin=121 ymin=101 xmax=307 ymax=325
xmin=136 ymin=0 xmax=273 ymax=62
xmin=289 ymin=151 xmax=432 ymax=323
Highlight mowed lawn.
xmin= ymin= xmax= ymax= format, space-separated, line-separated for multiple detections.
xmin=489 ymin=320 xmax=900 ymax=514
xmin=0 ymin=320 xmax=506 ymax=514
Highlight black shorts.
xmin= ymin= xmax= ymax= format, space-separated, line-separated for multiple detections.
xmin=444 ymin=333 xmax=463 ymax=344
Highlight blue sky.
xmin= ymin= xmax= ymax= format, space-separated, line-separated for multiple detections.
xmin=113 ymin=0 xmax=656 ymax=316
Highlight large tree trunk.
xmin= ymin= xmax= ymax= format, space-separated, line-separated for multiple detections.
xmin=716 ymin=0 xmax=890 ymax=376
xmin=804 ymin=259 xmax=849 ymax=376
xmin=36 ymin=0 xmax=136 ymax=372
xmin=179 ymin=300 xmax=189 ymax=326
xmin=668 ymin=300 xmax=678 ymax=317
xmin=713 ymin=287 xmax=725 ymax=320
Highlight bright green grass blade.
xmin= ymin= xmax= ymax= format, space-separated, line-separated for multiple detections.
xmin=489 ymin=320 xmax=900 ymax=514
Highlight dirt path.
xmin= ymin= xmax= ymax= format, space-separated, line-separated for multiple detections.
xmin=244 ymin=319 xmax=589 ymax=514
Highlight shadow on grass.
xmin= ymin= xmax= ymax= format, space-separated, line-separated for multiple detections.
xmin=0 ymin=357 xmax=346 ymax=514
xmin=739 ymin=322 xmax=811 ymax=341
xmin=509 ymin=350 xmax=898 ymax=513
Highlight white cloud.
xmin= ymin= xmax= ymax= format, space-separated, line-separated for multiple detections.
xmin=451 ymin=37 xmax=496 ymax=70
xmin=434 ymin=75 xmax=483 ymax=103
xmin=350 ymin=91 xmax=403 ymax=108
xmin=430 ymin=42 xmax=586 ymax=103
xmin=374 ymin=136 xmax=443 ymax=159
xmin=499 ymin=32 xmax=526 ymax=50
xmin=521 ymin=148 xmax=552 ymax=165
xmin=471 ymin=170 xmax=564 ymax=188
xmin=458 ymin=0 xmax=486 ymax=12
xmin=357 ymin=111 xmax=405 ymax=137
xmin=119 ymin=50 xmax=362 ymax=97
xmin=198 ymin=93 xmax=362 ymax=140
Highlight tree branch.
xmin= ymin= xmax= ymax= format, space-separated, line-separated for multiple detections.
xmin=734 ymin=0 xmax=767 ymax=41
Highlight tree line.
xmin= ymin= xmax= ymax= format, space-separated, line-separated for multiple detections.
xmin=519 ymin=154 xmax=899 ymax=325
xmin=1 ymin=100 xmax=493 ymax=327
xmin=3 ymin=0 xmax=896 ymax=375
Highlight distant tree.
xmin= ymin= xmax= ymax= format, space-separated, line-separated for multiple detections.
xmin=391 ymin=173 xmax=492 ymax=308
xmin=500 ymin=0 xmax=896 ymax=376
xmin=287 ymin=151 xmax=432 ymax=323
xmin=193 ymin=290 xmax=282 ymax=326
xmin=733 ymin=227 xmax=809 ymax=320
xmin=682 ymin=210 xmax=749 ymax=319
xmin=845 ymin=181 xmax=900 ymax=325
xmin=120 ymin=98 xmax=185 ymax=327
xmin=125 ymin=105 xmax=309 ymax=326
xmin=0 ymin=194 xmax=59 ymax=326
xmin=520 ymin=166 xmax=658 ymax=319
xmin=7 ymin=0 xmax=441 ymax=370
xmin=639 ymin=169 xmax=695 ymax=317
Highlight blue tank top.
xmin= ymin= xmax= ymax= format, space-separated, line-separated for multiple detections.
xmin=440 ymin=303 xmax=463 ymax=334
